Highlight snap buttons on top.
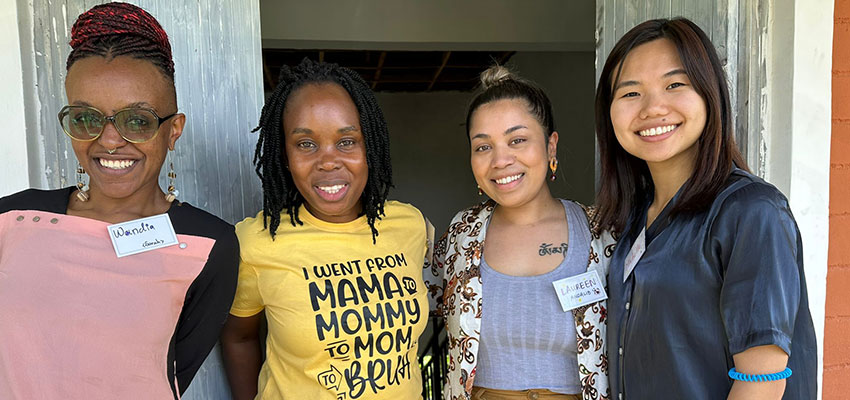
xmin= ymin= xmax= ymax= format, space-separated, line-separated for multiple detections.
xmin=32 ymin=216 xmax=40 ymax=222
xmin=16 ymin=215 xmax=24 ymax=221
xmin=179 ymin=242 xmax=187 ymax=249
xmin=50 ymin=218 xmax=59 ymax=224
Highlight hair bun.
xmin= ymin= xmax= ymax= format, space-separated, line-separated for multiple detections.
xmin=69 ymin=2 xmax=171 ymax=61
xmin=480 ymin=65 xmax=514 ymax=89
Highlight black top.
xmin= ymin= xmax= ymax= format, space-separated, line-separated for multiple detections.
xmin=0 ymin=187 xmax=239 ymax=397
xmin=607 ymin=169 xmax=817 ymax=399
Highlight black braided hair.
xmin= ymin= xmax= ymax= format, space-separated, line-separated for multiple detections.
xmin=66 ymin=2 xmax=175 ymax=82
xmin=253 ymin=58 xmax=393 ymax=242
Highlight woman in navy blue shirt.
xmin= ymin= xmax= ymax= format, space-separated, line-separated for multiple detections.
xmin=594 ymin=18 xmax=816 ymax=399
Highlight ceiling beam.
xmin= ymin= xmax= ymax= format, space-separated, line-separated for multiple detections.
xmin=371 ymin=51 xmax=387 ymax=90
xmin=426 ymin=51 xmax=452 ymax=91
xmin=497 ymin=51 xmax=516 ymax=65
xmin=262 ymin=56 xmax=275 ymax=89
xmin=367 ymin=79 xmax=475 ymax=83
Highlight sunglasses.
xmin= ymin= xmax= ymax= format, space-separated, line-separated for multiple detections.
xmin=58 ymin=105 xmax=177 ymax=143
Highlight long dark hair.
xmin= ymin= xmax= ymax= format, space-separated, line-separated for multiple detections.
xmin=253 ymin=58 xmax=393 ymax=242
xmin=595 ymin=18 xmax=748 ymax=232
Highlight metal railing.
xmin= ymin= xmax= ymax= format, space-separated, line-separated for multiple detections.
xmin=419 ymin=317 xmax=448 ymax=400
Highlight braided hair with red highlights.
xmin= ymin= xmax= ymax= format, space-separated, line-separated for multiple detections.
xmin=66 ymin=2 xmax=174 ymax=81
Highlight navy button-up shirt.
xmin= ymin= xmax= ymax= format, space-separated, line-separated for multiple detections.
xmin=607 ymin=169 xmax=817 ymax=399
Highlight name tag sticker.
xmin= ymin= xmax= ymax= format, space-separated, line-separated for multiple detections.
xmin=623 ymin=227 xmax=646 ymax=283
xmin=552 ymin=270 xmax=608 ymax=312
xmin=107 ymin=213 xmax=179 ymax=258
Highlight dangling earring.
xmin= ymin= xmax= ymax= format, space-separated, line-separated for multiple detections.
xmin=477 ymin=185 xmax=484 ymax=196
xmin=75 ymin=164 xmax=90 ymax=202
xmin=549 ymin=158 xmax=558 ymax=181
xmin=165 ymin=151 xmax=178 ymax=202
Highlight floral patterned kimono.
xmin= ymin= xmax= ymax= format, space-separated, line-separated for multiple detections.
xmin=424 ymin=200 xmax=616 ymax=400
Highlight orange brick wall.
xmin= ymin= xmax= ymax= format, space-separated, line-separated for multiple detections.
xmin=827 ymin=0 xmax=850 ymax=397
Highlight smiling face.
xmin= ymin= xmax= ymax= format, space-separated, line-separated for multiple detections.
xmin=468 ymin=98 xmax=558 ymax=208
xmin=283 ymin=83 xmax=368 ymax=223
xmin=65 ymin=56 xmax=184 ymax=201
xmin=609 ymin=38 xmax=706 ymax=171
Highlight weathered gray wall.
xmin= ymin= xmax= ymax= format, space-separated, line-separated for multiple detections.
xmin=24 ymin=0 xmax=265 ymax=226
xmin=595 ymin=0 xmax=769 ymax=175
xmin=22 ymin=1 xmax=264 ymax=399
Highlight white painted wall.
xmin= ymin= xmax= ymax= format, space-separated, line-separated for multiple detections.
xmin=259 ymin=0 xmax=594 ymax=51
xmin=767 ymin=0 xmax=833 ymax=397
xmin=0 ymin=1 xmax=30 ymax=195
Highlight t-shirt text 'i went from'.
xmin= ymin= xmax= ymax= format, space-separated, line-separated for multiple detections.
xmin=230 ymin=201 xmax=428 ymax=400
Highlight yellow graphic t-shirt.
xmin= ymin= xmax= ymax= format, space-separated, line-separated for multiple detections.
xmin=231 ymin=201 xmax=427 ymax=400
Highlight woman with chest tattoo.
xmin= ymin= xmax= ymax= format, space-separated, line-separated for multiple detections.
xmin=424 ymin=66 xmax=616 ymax=400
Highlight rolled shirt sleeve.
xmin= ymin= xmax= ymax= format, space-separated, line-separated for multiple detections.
xmin=713 ymin=183 xmax=802 ymax=356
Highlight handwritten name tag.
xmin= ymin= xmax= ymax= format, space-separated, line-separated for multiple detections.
xmin=552 ymin=270 xmax=608 ymax=312
xmin=623 ymin=227 xmax=646 ymax=283
xmin=107 ymin=213 xmax=178 ymax=258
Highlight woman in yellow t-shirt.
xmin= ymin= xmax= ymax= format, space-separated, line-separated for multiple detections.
xmin=221 ymin=59 xmax=429 ymax=400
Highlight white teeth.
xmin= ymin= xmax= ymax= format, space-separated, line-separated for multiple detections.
xmin=495 ymin=173 xmax=523 ymax=185
xmin=98 ymin=159 xmax=136 ymax=170
xmin=318 ymin=184 xmax=345 ymax=194
xmin=638 ymin=124 xmax=677 ymax=137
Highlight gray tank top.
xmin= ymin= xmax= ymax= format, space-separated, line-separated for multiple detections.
xmin=475 ymin=200 xmax=589 ymax=394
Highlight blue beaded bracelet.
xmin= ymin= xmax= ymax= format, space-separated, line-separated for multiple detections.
xmin=728 ymin=367 xmax=792 ymax=382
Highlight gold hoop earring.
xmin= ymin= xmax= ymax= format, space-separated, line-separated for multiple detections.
xmin=549 ymin=158 xmax=558 ymax=181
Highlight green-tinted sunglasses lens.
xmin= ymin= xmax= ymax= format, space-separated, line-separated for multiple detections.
xmin=115 ymin=109 xmax=159 ymax=142
xmin=62 ymin=107 xmax=104 ymax=140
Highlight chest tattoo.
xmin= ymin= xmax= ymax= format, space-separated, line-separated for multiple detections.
xmin=538 ymin=242 xmax=568 ymax=256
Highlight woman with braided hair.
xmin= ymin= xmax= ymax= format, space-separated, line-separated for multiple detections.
xmin=0 ymin=3 xmax=238 ymax=399
xmin=221 ymin=59 xmax=430 ymax=400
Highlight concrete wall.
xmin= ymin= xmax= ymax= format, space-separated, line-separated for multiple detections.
xmin=776 ymin=1 xmax=833 ymax=396
xmin=379 ymin=91 xmax=475 ymax=232
xmin=509 ymin=52 xmax=597 ymax=205
xmin=826 ymin=0 xmax=850 ymax=397
xmin=259 ymin=0 xmax=594 ymax=51
xmin=379 ymin=51 xmax=597 ymax=235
